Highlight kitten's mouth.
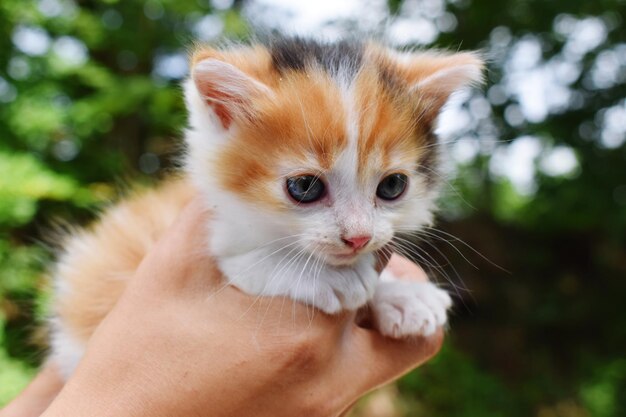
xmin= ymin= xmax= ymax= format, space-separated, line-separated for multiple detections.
xmin=326 ymin=250 xmax=362 ymax=266
xmin=333 ymin=252 xmax=358 ymax=260
xmin=319 ymin=241 xmax=382 ymax=266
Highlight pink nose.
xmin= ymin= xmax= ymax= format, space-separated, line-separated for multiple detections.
xmin=341 ymin=235 xmax=371 ymax=250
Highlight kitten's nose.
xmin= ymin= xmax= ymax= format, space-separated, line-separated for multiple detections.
xmin=341 ymin=235 xmax=371 ymax=250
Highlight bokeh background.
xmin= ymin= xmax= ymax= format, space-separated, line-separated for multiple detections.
xmin=1 ymin=0 xmax=625 ymax=415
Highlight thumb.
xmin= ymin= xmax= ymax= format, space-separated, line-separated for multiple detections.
xmin=347 ymin=326 xmax=444 ymax=394
xmin=339 ymin=253 xmax=445 ymax=395
xmin=130 ymin=196 xmax=221 ymax=293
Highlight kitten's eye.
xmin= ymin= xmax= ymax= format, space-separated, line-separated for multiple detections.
xmin=286 ymin=175 xmax=326 ymax=203
xmin=376 ymin=173 xmax=408 ymax=201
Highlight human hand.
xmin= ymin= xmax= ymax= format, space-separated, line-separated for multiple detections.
xmin=38 ymin=198 xmax=443 ymax=417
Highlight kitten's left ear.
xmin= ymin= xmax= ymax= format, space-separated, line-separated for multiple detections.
xmin=384 ymin=50 xmax=485 ymax=125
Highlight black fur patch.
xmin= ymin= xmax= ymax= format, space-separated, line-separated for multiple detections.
xmin=270 ymin=37 xmax=364 ymax=79
xmin=377 ymin=60 xmax=404 ymax=95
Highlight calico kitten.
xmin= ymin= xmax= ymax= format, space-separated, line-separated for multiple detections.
xmin=49 ymin=37 xmax=483 ymax=378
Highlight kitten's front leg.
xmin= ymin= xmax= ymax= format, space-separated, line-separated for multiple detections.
xmin=371 ymin=268 xmax=452 ymax=338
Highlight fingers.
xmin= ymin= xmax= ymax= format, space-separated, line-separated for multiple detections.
xmin=338 ymin=253 xmax=442 ymax=397
xmin=151 ymin=196 xmax=210 ymax=255
xmin=341 ymin=327 xmax=444 ymax=398
xmin=132 ymin=196 xmax=222 ymax=291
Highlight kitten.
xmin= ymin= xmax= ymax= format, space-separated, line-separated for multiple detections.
xmin=49 ymin=37 xmax=483 ymax=378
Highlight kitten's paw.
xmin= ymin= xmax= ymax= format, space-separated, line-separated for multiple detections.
xmin=340 ymin=261 xmax=378 ymax=310
xmin=312 ymin=264 xmax=378 ymax=314
xmin=372 ymin=280 xmax=452 ymax=338
xmin=309 ymin=281 xmax=344 ymax=314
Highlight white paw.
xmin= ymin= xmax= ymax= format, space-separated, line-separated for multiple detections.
xmin=310 ymin=259 xmax=379 ymax=313
xmin=372 ymin=280 xmax=452 ymax=338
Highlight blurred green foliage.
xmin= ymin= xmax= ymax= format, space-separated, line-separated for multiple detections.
xmin=0 ymin=0 xmax=247 ymax=402
xmin=0 ymin=0 xmax=625 ymax=416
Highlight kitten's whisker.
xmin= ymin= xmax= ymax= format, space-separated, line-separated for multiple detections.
xmin=377 ymin=245 xmax=393 ymax=271
xmin=207 ymin=239 xmax=305 ymax=304
xmin=307 ymin=251 xmax=327 ymax=328
xmin=254 ymin=243 xmax=309 ymax=303
xmin=226 ymin=239 xmax=304 ymax=284
xmin=267 ymin=246 xmax=312 ymax=329
xmin=290 ymin=244 xmax=322 ymax=325
xmin=276 ymin=250 xmax=312 ymax=328
xmin=202 ymin=233 xmax=308 ymax=302
xmin=392 ymin=235 xmax=447 ymax=269
xmin=253 ymin=245 xmax=311 ymax=333
xmin=387 ymin=241 xmax=466 ymax=305
xmin=253 ymin=233 xmax=310 ymax=250
xmin=394 ymin=234 xmax=460 ymax=279
xmin=390 ymin=236 xmax=467 ymax=299
xmin=388 ymin=240 xmax=454 ymax=290
xmin=292 ymin=245 xmax=318 ymax=323
xmin=236 ymin=242 xmax=308 ymax=322
xmin=305 ymin=252 xmax=318 ymax=324
xmin=407 ymin=229 xmax=479 ymax=270
xmin=288 ymin=247 xmax=313 ymax=327
xmin=413 ymin=163 xmax=477 ymax=211
xmin=423 ymin=227 xmax=508 ymax=272
xmin=304 ymin=247 xmax=321 ymax=324
xmin=392 ymin=235 xmax=473 ymax=307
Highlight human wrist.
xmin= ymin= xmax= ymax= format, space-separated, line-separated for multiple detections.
xmin=40 ymin=336 xmax=182 ymax=417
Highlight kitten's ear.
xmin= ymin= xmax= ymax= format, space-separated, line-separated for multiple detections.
xmin=386 ymin=50 xmax=485 ymax=125
xmin=190 ymin=55 xmax=273 ymax=129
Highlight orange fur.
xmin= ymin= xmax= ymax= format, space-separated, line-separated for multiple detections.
xmin=354 ymin=66 xmax=424 ymax=175
xmin=216 ymin=70 xmax=348 ymax=208
xmin=54 ymin=180 xmax=194 ymax=342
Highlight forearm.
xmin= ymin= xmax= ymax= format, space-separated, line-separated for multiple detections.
xmin=0 ymin=364 xmax=63 ymax=417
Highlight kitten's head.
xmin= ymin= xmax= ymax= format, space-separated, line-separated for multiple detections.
xmin=184 ymin=37 xmax=483 ymax=266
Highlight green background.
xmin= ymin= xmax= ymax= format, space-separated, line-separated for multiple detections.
xmin=1 ymin=0 xmax=625 ymax=415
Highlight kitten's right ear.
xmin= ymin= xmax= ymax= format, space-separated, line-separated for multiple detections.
xmin=190 ymin=56 xmax=273 ymax=129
